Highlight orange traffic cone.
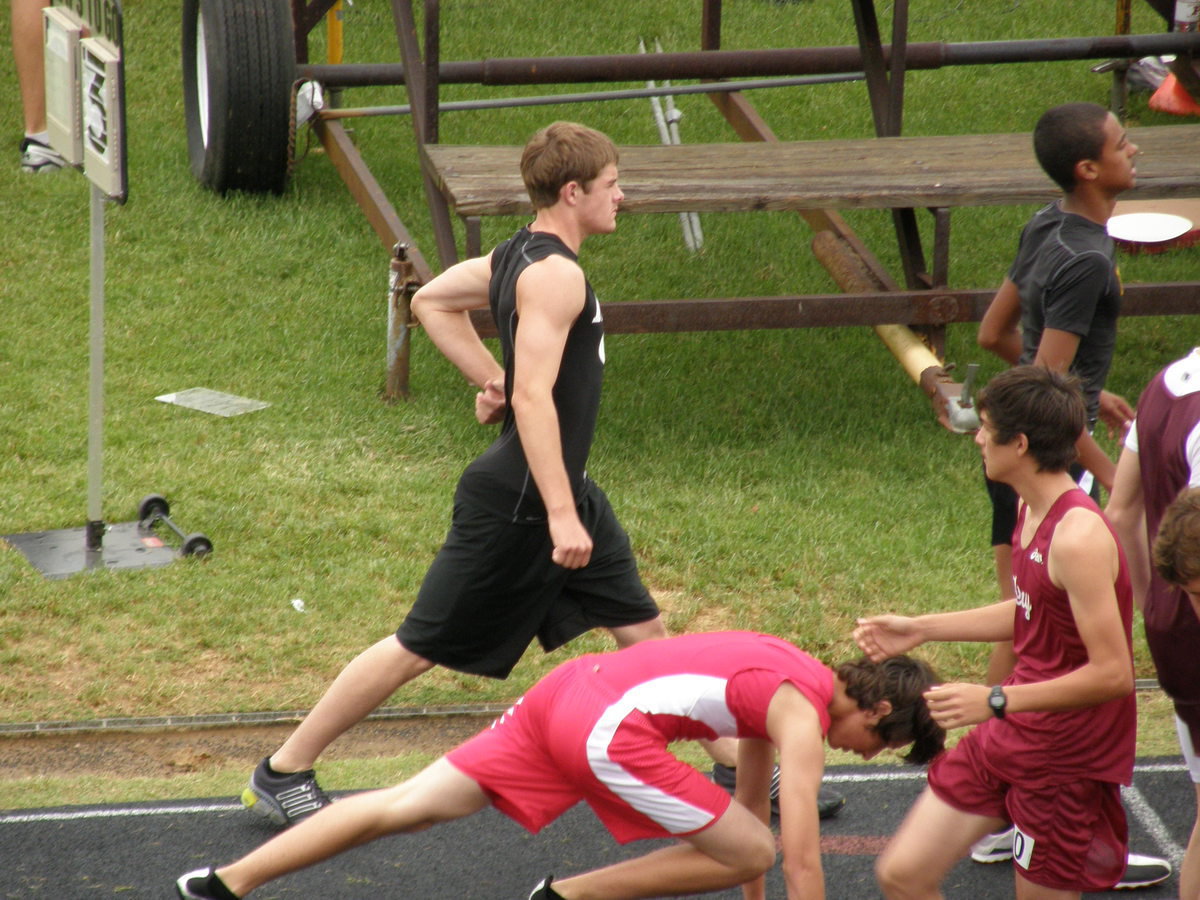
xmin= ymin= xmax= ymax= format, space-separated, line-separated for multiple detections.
xmin=1149 ymin=73 xmax=1200 ymax=116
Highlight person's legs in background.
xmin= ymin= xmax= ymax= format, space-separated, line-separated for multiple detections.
xmin=11 ymin=0 xmax=65 ymax=172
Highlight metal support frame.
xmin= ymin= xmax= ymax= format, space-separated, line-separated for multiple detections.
xmin=288 ymin=0 xmax=1200 ymax=400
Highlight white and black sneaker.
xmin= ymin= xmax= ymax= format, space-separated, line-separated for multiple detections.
xmin=528 ymin=874 xmax=567 ymax=899
xmin=971 ymin=828 xmax=1172 ymax=889
xmin=241 ymin=756 xmax=331 ymax=826
xmin=19 ymin=137 xmax=66 ymax=174
xmin=969 ymin=826 xmax=1015 ymax=863
xmin=1114 ymin=853 xmax=1172 ymax=890
xmin=176 ymin=867 xmax=239 ymax=899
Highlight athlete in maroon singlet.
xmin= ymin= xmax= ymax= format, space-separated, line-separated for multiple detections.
xmin=857 ymin=367 xmax=1138 ymax=899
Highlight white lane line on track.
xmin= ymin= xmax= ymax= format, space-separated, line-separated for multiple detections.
xmin=0 ymin=801 xmax=241 ymax=824
xmin=1122 ymin=784 xmax=1188 ymax=869
xmin=0 ymin=761 xmax=1187 ymax=826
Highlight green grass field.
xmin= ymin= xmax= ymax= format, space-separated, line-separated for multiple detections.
xmin=2 ymin=0 xmax=1199 ymax=807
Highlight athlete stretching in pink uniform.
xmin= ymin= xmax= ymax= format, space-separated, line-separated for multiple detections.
xmin=177 ymin=631 xmax=942 ymax=900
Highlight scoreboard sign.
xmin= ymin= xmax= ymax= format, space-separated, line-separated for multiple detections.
xmin=43 ymin=0 xmax=126 ymax=202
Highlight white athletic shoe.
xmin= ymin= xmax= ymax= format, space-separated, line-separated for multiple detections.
xmin=19 ymin=137 xmax=66 ymax=174
xmin=969 ymin=826 xmax=1015 ymax=863
xmin=970 ymin=828 xmax=1172 ymax=890
xmin=1115 ymin=853 xmax=1172 ymax=890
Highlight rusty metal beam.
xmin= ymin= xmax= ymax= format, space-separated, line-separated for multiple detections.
xmin=464 ymin=284 xmax=1200 ymax=338
xmin=313 ymin=118 xmax=433 ymax=279
xmin=295 ymin=32 xmax=1200 ymax=88
xmin=290 ymin=0 xmax=339 ymax=63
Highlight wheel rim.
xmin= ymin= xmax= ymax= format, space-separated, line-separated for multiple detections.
xmin=195 ymin=13 xmax=210 ymax=148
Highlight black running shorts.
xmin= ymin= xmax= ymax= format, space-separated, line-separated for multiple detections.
xmin=397 ymin=480 xmax=658 ymax=679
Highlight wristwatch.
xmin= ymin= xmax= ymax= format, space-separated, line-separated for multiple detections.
xmin=988 ymin=685 xmax=1007 ymax=719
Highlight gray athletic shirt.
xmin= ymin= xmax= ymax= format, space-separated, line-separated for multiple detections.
xmin=1012 ymin=202 xmax=1122 ymax=422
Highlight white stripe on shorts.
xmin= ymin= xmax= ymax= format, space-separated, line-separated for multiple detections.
xmin=586 ymin=673 xmax=735 ymax=834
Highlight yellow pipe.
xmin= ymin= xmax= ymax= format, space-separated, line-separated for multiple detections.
xmin=327 ymin=1 xmax=344 ymax=66
xmin=810 ymin=230 xmax=943 ymax=384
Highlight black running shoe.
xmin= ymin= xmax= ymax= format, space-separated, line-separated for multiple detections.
xmin=528 ymin=874 xmax=566 ymax=899
xmin=1114 ymin=853 xmax=1172 ymax=890
xmin=816 ymin=784 xmax=846 ymax=820
xmin=241 ymin=757 xmax=331 ymax=826
xmin=176 ymin=868 xmax=239 ymax=899
xmin=711 ymin=763 xmax=845 ymax=819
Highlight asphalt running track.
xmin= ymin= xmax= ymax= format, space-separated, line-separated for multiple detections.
xmin=2 ymin=758 xmax=1191 ymax=899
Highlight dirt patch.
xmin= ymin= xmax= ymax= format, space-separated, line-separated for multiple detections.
xmin=0 ymin=715 xmax=493 ymax=781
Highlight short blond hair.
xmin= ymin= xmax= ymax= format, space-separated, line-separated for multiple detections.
xmin=520 ymin=122 xmax=618 ymax=210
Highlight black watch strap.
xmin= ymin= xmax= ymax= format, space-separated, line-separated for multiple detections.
xmin=988 ymin=685 xmax=1007 ymax=719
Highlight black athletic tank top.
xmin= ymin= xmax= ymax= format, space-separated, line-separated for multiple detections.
xmin=457 ymin=227 xmax=605 ymax=522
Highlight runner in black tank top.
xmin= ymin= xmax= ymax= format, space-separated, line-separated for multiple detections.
xmin=458 ymin=227 xmax=604 ymax=522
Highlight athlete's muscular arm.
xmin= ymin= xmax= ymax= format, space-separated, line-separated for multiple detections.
xmin=1005 ymin=508 xmax=1134 ymax=714
xmin=1034 ymin=328 xmax=1120 ymax=492
xmin=764 ymin=683 xmax=826 ymax=900
xmin=511 ymin=255 xmax=592 ymax=569
xmin=1106 ymin=447 xmax=1151 ymax=609
xmin=977 ymin=279 xmax=1023 ymax=365
xmin=854 ymin=601 xmax=1016 ymax=662
xmin=411 ymin=254 xmax=506 ymax=421
xmin=733 ymin=737 xmax=773 ymax=900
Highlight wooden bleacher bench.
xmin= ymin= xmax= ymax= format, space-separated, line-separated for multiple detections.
xmin=421 ymin=125 xmax=1200 ymax=338
xmin=424 ymin=125 xmax=1200 ymax=219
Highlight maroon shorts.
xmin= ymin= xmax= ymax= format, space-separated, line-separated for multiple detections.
xmin=928 ymin=727 xmax=1127 ymax=892
xmin=446 ymin=659 xmax=732 ymax=843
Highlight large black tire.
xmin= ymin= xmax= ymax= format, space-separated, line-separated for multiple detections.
xmin=182 ymin=0 xmax=295 ymax=194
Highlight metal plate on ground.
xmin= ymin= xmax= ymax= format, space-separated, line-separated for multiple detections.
xmin=3 ymin=521 xmax=178 ymax=579
xmin=155 ymin=388 xmax=270 ymax=417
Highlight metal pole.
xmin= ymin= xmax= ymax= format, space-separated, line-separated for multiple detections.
xmin=86 ymin=183 xmax=106 ymax=550
xmin=315 ymin=73 xmax=865 ymax=120
xmin=297 ymin=32 xmax=1200 ymax=88
xmin=641 ymin=38 xmax=699 ymax=252
xmin=657 ymin=39 xmax=703 ymax=250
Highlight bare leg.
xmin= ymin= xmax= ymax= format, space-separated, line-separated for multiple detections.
xmin=218 ymin=759 xmax=489 ymax=897
xmin=270 ymin=636 xmax=434 ymax=773
xmin=607 ymin=615 xmax=667 ymax=648
xmin=985 ymin=641 xmax=1018 ymax=684
xmin=552 ymin=796 xmax=776 ymax=900
xmin=876 ymin=787 xmax=1004 ymax=900
xmin=986 ymin=544 xmax=1018 ymax=684
xmin=1182 ymin=783 xmax=1200 ymax=900
xmin=12 ymin=0 xmax=49 ymax=134
xmin=1013 ymin=869 xmax=1079 ymax=900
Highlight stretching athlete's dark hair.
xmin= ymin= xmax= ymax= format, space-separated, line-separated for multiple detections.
xmin=837 ymin=655 xmax=944 ymax=765
xmin=1033 ymin=102 xmax=1110 ymax=193
xmin=976 ymin=366 xmax=1085 ymax=473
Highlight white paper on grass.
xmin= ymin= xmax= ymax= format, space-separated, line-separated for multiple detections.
xmin=156 ymin=388 xmax=270 ymax=417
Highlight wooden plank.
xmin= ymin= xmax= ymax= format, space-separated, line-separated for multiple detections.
xmin=424 ymin=125 xmax=1200 ymax=217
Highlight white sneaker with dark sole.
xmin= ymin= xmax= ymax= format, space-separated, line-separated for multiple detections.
xmin=19 ymin=138 xmax=66 ymax=174
xmin=1114 ymin=853 xmax=1172 ymax=890
xmin=970 ymin=828 xmax=1172 ymax=890
xmin=969 ymin=826 xmax=1015 ymax=863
